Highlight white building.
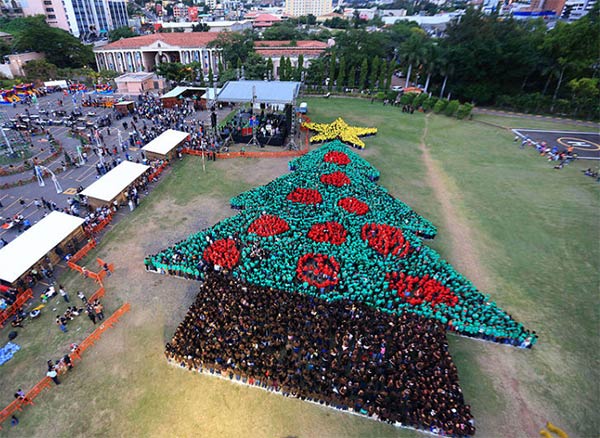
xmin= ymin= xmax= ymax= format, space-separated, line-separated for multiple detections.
xmin=94 ymin=33 xmax=222 ymax=74
xmin=562 ymin=0 xmax=596 ymax=19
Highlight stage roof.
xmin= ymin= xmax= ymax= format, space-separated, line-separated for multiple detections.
xmin=0 ymin=212 xmax=84 ymax=284
xmin=217 ymin=81 xmax=301 ymax=105
xmin=142 ymin=129 xmax=189 ymax=156
xmin=80 ymin=161 xmax=150 ymax=203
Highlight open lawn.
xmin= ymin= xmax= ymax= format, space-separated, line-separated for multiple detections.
xmin=0 ymin=98 xmax=597 ymax=438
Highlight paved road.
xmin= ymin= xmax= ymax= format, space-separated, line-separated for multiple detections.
xmin=0 ymin=92 xmax=230 ymax=246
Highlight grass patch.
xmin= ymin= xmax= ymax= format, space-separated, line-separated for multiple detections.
xmin=0 ymin=98 xmax=597 ymax=437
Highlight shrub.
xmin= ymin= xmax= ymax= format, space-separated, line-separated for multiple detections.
xmin=444 ymin=100 xmax=460 ymax=117
xmin=400 ymin=92 xmax=418 ymax=105
xmin=413 ymin=93 xmax=428 ymax=108
xmin=456 ymin=103 xmax=474 ymax=119
xmin=422 ymin=96 xmax=438 ymax=112
xmin=433 ymin=99 xmax=448 ymax=114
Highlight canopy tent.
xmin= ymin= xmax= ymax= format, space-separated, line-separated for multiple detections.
xmin=160 ymin=86 xmax=211 ymax=109
xmin=80 ymin=161 xmax=150 ymax=208
xmin=142 ymin=129 xmax=189 ymax=160
xmin=0 ymin=212 xmax=84 ymax=284
xmin=217 ymin=81 xmax=301 ymax=105
xmin=43 ymin=80 xmax=68 ymax=89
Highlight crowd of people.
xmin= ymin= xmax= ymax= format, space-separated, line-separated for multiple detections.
xmin=517 ymin=137 xmax=578 ymax=169
xmin=147 ymin=143 xmax=537 ymax=348
xmin=166 ymin=273 xmax=475 ymax=437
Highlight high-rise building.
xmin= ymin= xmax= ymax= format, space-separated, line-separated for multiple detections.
xmin=284 ymin=0 xmax=333 ymax=17
xmin=21 ymin=0 xmax=129 ymax=38
xmin=561 ymin=0 xmax=596 ymax=19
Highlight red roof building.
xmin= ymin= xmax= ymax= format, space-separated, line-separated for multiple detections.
xmin=94 ymin=33 xmax=222 ymax=75
xmin=254 ymin=40 xmax=328 ymax=79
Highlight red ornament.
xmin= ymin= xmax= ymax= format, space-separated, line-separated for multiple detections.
xmin=287 ymin=187 xmax=323 ymax=205
xmin=320 ymin=171 xmax=351 ymax=187
xmin=337 ymin=197 xmax=369 ymax=215
xmin=203 ymin=239 xmax=240 ymax=269
xmin=386 ymin=272 xmax=458 ymax=307
xmin=297 ymin=253 xmax=340 ymax=288
xmin=361 ymin=223 xmax=410 ymax=258
xmin=324 ymin=151 xmax=351 ymax=165
xmin=248 ymin=214 xmax=290 ymax=237
xmin=307 ymin=221 xmax=347 ymax=245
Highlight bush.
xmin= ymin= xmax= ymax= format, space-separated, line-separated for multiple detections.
xmin=422 ymin=96 xmax=438 ymax=112
xmin=456 ymin=103 xmax=474 ymax=119
xmin=400 ymin=92 xmax=418 ymax=105
xmin=413 ymin=93 xmax=428 ymax=109
xmin=433 ymin=99 xmax=448 ymax=114
xmin=375 ymin=91 xmax=386 ymax=100
xmin=444 ymin=100 xmax=460 ymax=117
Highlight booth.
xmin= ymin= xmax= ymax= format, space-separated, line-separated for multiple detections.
xmin=114 ymin=72 xmax=164 ymax=96
xmin=142 ymin=129 xmax=189 ymax=161
xmin=0 ymin=212 xmax=85 ymax=287
xmin=160 ymin=86 xmax=210 ymax=109
xmin=115 ymin=100 xmax=135 ymax=115
xmin=80 ymin=161 xmax=150 ymax=209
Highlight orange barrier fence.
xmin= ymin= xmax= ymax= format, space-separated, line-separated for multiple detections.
xmin=148 ymin=162 xmax=168 ymax=182
xmin=73 ymin=303 xmax=131 ymax=358
xmin=182 ymin=148 xmax=307 ymax=160
xmin=84 ymin=213 xmax=113 ymax=237
xmin=88 ymin=285 xmax=105 ymax=302
xmin=0 ymin=303 xmax=131 ymax=429
xmin=69 ymin=240 xmax=97 ymax=264
xmin=0 ymin=288 xmax=33 ymax=328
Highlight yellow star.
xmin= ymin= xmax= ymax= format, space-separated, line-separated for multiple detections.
xmin=302 ymin=117 xmax=377 ymax=149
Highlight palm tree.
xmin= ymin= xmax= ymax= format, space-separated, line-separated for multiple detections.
xmin=400 ymin=32 xmax=427 ymax=88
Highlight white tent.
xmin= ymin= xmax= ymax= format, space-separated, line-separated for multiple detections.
xmin=0 ymin=212 xmax=84 ymax=284
xmin=142 ymin=129 xmax=189 ymax=158
xmin=81 ymin=161 xmax=150 ymax=204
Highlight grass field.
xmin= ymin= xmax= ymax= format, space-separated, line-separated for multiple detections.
xmin=0 ymin=98 xmax=598 ymax=438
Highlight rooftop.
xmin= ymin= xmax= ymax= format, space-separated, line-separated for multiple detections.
xmin=96 ymin=33 xmax=220 ymax=51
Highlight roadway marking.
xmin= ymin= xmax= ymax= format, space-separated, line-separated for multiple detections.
xmin=556 ymin=136 xmax=600 ymax=152
xmin=63 ymin=187 xmax=78 ymax=195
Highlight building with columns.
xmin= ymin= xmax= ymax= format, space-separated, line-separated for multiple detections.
xmin=93 ymin=33 xmax=223 ymax=75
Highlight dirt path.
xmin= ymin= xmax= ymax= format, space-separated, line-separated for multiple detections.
xmin=418 ymin=115 xmax=543 ymax=437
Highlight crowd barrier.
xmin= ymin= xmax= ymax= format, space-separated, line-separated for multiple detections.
xmin=148 ymin=162 xmax=168 ymax=183
xmin=182 ymin=148 xmax=307 ymax=160
xmin=66 ymin=242 xmax=114 ymax=284
xmin=84 ymin=213 xmax=114 ymax=238
xmin=0 ymin=289 xmax=33 ymax=328
xmin=69 ymin=240 xmax=97 ymax=264
xmin=0 ymin=302 xmax=131 ymax=429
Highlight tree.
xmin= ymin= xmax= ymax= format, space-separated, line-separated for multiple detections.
xmin=336 ymin=56 xmax=346 ymax=91
xmin=279 ymin=56 xmax=286 ymax=80
xmin=191 ymin=23 xmax=209 ymax=32
xmin=347 ymin=64 xmax=357 ymax=89
xmin=6 ymin=16 xmax=94 ymax=68
xmin=108 ymin=26 xmax=137 ymax=42
xmin=208 ymin=65 xmax=214 ymax=86
xmin=378 ymin=61 xmax=387 ymax=90
xmin=155 ymin=62 xmax=189 ymax=83
xmin=358 ymin=58 xmax=368 ymax=91
xmin=23 ymin=59 xmax=58 ymax=81
xmin=295 ymin=54 xmax=304 ymax=82
xmin=208 ymin=30 xmax=254 ymax=69
xmin=266 ymin=58 xmax=274 ymax=80
xmin=400 ymin=30 xmax=428 ymax=88
xmin=328 ymin=53 xmax=336 ymax=90
xmin=568 ymin=77 xmax=600 ymax=118
xmin=262 ymin=22 xmax=306 ymax=41
xmin=369 ymin=56 xmax=380 ymax=90
xmin=243 ymin=52 xmax=268 ymax=80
